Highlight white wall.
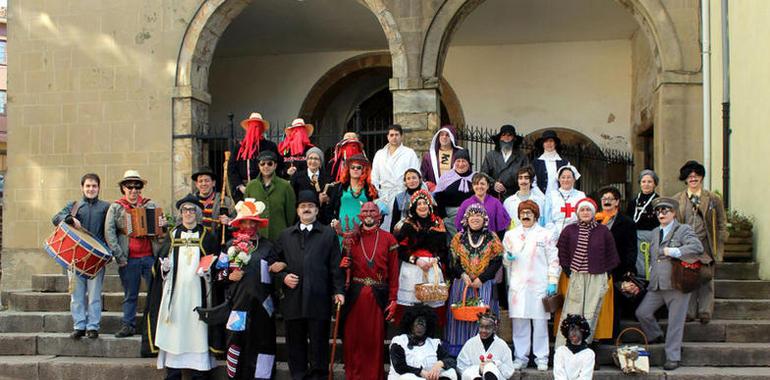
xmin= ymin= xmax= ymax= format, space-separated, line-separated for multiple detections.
xmin=208 ymin=50 xmax=379 ymax=131
xmin=444 ymin=39 xmax=632 ymax=151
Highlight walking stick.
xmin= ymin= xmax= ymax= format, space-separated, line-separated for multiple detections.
xmin=221 ymin=151 xmax=231 ymax=245
xmin=329 ymin=216 xmax=357 ymax=379
xmin=329 ymin=302 xmax=342 ymax=380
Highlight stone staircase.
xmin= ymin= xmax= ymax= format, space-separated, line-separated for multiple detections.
xmin=1 ymin=262 xmax=769 ymax=379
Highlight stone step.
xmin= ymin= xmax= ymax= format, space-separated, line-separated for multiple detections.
xmin=715 ymin=261 xmax=760 ymax=280
xmin=724 ymin=244 xmax=752 ymax=252
xmin=4 ymin=291 xmax=145 ymax=312
xmin=31 ymin=274 xmax=148 ymax=293
xmin=727 ymin=237 xmax=753 ymax=244
xmin=714 ymin=299 xmax=770 ymax=320
xmin=715 ymin=279 xmax=770 ymax=299
xmin=1 ymin=356 xmax=770 ymax=380
xmin=0 ymin=311 xmax=139 ymax=334
xmin=0 ymin=333 xmax=142 ymax=358
xmin=617 ymin=319 xmax=770 ymax=343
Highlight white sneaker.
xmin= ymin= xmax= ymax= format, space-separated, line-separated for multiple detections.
xmin=537 ymin=362 xmax=548 ymax=371
xmin=512 ymin=359 xmax=526 ymax=370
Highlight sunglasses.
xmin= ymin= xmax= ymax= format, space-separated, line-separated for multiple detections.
xmin=259 ymin=161 xmax=275 ymax=167
xmin=350 ymin=165 xmax=364 ymax=170
xmin=124 ymin=183 xmax=143 ymax=190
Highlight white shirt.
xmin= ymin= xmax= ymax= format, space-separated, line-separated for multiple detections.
xmin=300 ymin=223 xmax=313 ymax=231
xmin=553 ymin=345 xmax=594 ymax=380
xmin=503 ymin=188 xmax=546 ymax=228
xmin=371 ymin=144 xmax=420 ymax=198
xmin=456 ymin=335 xmax=515 ymax=380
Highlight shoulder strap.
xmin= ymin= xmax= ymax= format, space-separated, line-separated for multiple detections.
xmin=70 ymin=201 xmax=82 ymax=217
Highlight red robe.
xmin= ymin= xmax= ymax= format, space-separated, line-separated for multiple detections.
xmin=342 ymin=227 xmax=399 ymax=380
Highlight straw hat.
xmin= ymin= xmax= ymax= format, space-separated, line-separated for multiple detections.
xmin=118 ymin=170 xmax=147 ymax=185
xmin=240 ymin=112 xmax=271 ymax=131
xmin=285 ymin=118 xmax=314 ymax=137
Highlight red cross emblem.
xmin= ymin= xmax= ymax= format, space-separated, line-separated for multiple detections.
xmin=561 ymin=202 xmax=576 ymax=218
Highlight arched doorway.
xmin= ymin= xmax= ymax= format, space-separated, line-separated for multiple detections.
xmin=297 ymin=51 xmax=465 ymax=157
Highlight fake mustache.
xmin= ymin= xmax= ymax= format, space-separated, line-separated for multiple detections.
xmin=521 ymin=217 xmax=532 ymax=221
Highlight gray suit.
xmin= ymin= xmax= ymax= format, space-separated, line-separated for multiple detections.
xmin=635 ymin=220 xmax=703 ymax=362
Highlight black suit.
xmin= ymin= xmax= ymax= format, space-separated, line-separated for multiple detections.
xmin=274 ymin=221 xmax=344 ymax=380
xmin=289 ymin=169 xmax=334 ymax=224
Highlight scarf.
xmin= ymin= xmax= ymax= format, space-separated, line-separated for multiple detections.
xmin=570 ymin=220 xmax=597 ymax=273
xmin=595 ymin=209 xmax=617 ymax=225
xmin=278 ymin=127 xmax=312 ymax=157
xmin=434 ymin=169 xmax=474 ymax=193
xmin=451 ymin=228 xmax=502 ymax=279
xmin=538 ymin=150 xmax=561 ymax=161
xmin=566 ymin=341 xmax=589 ymax=354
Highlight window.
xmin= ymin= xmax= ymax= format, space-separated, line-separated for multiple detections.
xmin=0 ymin=41 xmax=6 ymax=65
xmin=0 ymin=91 xmax=6 ymax=114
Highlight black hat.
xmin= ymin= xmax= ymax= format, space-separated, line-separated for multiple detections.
xmin=678 ymin=160 xmax=706 ymax=181
xmin=257 ymin=150 xmax=278 ymax=163
xmin=296 ymin=190 xmax=319 ymax=207
xmin=454 ymin=149 xmax=472 ymax=165
xmin=492 ymin=124 xmax=522 ymax=148
xmin=176 ymin=194 xmax=204 ymax=210
xmin=191 ymin=166 xmax=215 ymax=182
xmin=535 ymin=129 xmax=562 ymax=149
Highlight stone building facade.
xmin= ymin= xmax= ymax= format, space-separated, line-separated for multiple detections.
xmin=2 ymin=0 xmax=709 ymax=290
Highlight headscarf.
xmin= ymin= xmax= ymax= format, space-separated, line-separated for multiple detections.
xmin=428 ymin=126 xmax=462 ymax=182
xmin=460 ymin=203 xmax=489 ymax=231
xmin=305 ymin=146 xmax=324 ymax=165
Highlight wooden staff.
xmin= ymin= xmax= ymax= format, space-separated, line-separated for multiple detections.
xmin=221 ymin=151 xmax=231 ymax=245
xmin=329 ymin=216 xmax=356 ymax=379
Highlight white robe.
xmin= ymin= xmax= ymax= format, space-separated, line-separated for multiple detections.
xmin=155 ymin=230 xmax=214 ymax=371
xmin=502 ymin=224 xmax=560 ymax=319
xmin=456 ymin=335 xmax=514 ymax=380
xmin=545 ymin=188 xmax=586 ymax=239
xmin=388 ymin=334 xmax=457 ymax=380
xmin=553 ymin=345 xmax=594 ymax=380
xmin=371 ymin=144 xmax=420 ymax=231
xmin=502 ymin=189 xmax=546 ymax=228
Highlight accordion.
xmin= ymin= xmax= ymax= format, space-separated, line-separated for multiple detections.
xmin=126 ymin=207 xmax=164 ymax=237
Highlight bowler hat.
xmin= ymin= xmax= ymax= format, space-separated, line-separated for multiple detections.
xmin=296 ymin=190 xmax=319 ymax=207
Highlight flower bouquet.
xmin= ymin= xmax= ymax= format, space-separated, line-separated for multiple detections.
xmin=216 ymin=232 xmax=255 ymax=281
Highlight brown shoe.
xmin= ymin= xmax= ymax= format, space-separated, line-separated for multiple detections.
xmin=698 ymin=312 xmax=711 ymax=324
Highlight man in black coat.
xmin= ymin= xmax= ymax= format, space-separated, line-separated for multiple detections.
xmin=274 ymin=190 xmax=345 ymax=380
xmin=480 ymin=124 xmax=530 ymax=200
xmin=597 ymin=186 xmax=639 ymax=336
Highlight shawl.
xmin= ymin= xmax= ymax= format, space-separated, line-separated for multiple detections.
xmin=450 ymin=229 xmax=503 ymax=279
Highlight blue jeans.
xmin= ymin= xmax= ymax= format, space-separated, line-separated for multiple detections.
xmin=118 ymin=255 xmax=154 ymax=328
xmin=71 ymin=268 xmax=105 ymax=331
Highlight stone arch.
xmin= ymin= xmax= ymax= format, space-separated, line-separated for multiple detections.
xmin=420 ymin=0 xmax=686 ymax=79
xmin=359 ymin=0 xmax=409 ymax=79
xmin=298 ymin=52 xmax=465 ymax=128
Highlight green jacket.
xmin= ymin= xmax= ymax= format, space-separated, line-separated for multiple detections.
xmin=244 ymin=175 xmax=297 ymax=241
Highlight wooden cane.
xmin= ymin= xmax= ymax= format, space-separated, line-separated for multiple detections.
xmin=221 ymin=151 xmax=231 ymax=245
xmin=329 ymin=302 xmax=342 ymax=380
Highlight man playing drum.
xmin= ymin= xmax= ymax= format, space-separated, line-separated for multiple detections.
xmin=52 ymin=173 xmax=111 ymax=339
xmin=106 ymin=170 xmax=167 ymax=338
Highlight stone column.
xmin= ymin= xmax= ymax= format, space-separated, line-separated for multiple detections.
xmin=653 ymin=78 xmax=703 ymax=195
xmin=391 ymin=77 xmax=441 ymax=153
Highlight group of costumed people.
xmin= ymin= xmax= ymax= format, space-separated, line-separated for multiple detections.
xmin=51 ymin=110 xmax=727 ymax=380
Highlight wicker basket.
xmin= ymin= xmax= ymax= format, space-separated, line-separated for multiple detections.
xmin=451 ymin=284 xmax=489 ymax=321
xmin=611 ymin=327 xmax=650 ymax=374
xmin=414 ymin=262 xmax=449 ymax=303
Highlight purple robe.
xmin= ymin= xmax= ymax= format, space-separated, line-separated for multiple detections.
xmin=455 ymin=195 xmax=511 ymax=234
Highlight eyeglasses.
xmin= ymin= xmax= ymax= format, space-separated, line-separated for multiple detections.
xmin=181 ymin=207 xmax=197 ymax=213
xmin=601 ymin=197 xmax=616 ymax=202
xmin=520 ymin=210 xmax=535 ymax=216
xmin=350 ymin=165 xmax=364 ymax=170
xmin=655 ymin=208 xmax=672 ymax=215
xmin=259 ymin=161 xmax=275 ymax=167
xmin=124 ymin=183 xmax=143 ymax=190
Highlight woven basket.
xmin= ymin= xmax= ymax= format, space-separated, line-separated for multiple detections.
xmin=451 ymin=284 xmax=488 ymax=321
xmin=414 ymin=262 xmax=449 ymax=303
xmin=611 ymin=327 xmax=650 ymax=375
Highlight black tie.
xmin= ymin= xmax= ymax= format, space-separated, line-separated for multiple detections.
xmin=659 ymin=229 xmax=664 ymax=245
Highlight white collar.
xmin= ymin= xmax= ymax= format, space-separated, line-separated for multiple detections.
xmin=300 ymin=223 xmax=313 ymax=231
